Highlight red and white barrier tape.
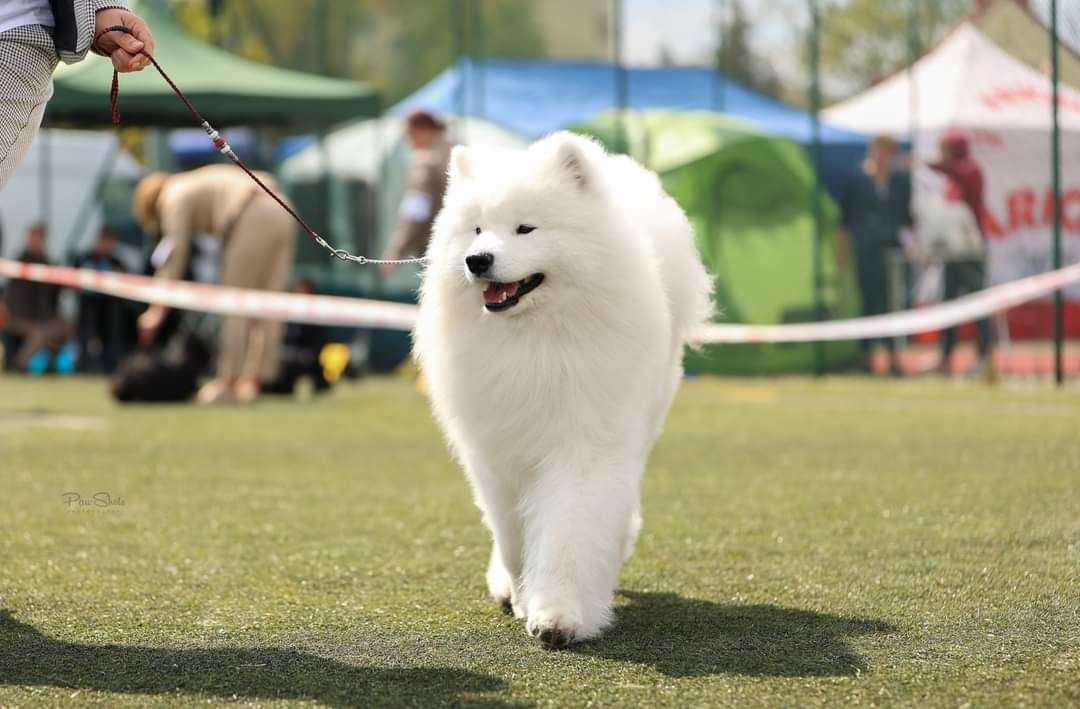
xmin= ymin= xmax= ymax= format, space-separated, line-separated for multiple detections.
xmin=0 ymin=259 xmax=417 ymax=331
xmin=2 ymin=257 xmax=1079 ymax=343
xmin=695 ymin=261 xmax=1080 ymax=344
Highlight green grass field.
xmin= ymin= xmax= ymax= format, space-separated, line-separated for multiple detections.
xmin=1 ymin=375 xmax=1078 ymax=707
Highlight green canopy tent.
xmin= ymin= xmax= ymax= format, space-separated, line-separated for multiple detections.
xmin=34 ymin=1 xmax=379 ymax=282
xmin=46 ymin=0 xmax=378 ymax=127
xmin=573 ymin=111 xmax=861 ymax=374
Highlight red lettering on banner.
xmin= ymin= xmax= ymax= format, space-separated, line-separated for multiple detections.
xmin=1064 ymin=190 xmax=1080 ymax=232
xmin=979 ymin=85 xmax=1080 ymax=115
xmin=1007 ymin=189 xmax=1037 ymax=231
xmin=981 ymin=205 xmax=1005 ymax=238
xmin=982 ymin=188 xmax=1080 ymax=238
xmin=1042 ymin=188 xmax=1056 ymax=227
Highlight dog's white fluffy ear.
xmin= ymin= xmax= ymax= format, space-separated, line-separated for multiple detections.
xmin=449 ymin=145 xmax=473 ymax=182
xmin=542 ymin=131 xmax=596 ymax=190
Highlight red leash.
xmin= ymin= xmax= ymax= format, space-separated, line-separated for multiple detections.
xmin=95 ymin=25 xmax=425 ymax=267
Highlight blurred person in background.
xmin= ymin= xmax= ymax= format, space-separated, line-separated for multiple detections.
xmin=928 ymin=129 xmax=993 ymax=377
xmin=72 ymin=224 xmax=132 ymax=373
xmin=262 ymin=277 xmax=332 ymax=397
xmin=132 ymin=165 xmax=297 ymax=404
xmin=379 ymin=110 xmax=452 ymax=276
xmin=1 ymin=222 xmax=73 ymax=373
xmin=0 ymin=1 xmax=154 ymax=190
xmin=840 ymin=134 xmax=914 ymax=375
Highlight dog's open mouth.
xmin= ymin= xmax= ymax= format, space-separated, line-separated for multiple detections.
xmin=482 ymin=274 xmax=544 ymax=312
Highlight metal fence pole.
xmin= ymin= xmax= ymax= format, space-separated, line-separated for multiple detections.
xmin=471 ymin=0 xmax=485 ymax=122
xmin=809 ymin=0 xmax=825 ymax=375
xmin=38 ymin=129 xmax=50 ymax=229
xmin=63 ymin=146 xmax=120 ymax=252
xmin=450 ymin=0 xmax=467 ymax=143
xmin=1050 ymin=0 xmax=1064 ymax=385
xmin=611 ymin=0 xmax=627 ymax=154
xmin=711 ymin=0 xmax=728 ymax=112
xmin=907 ymin=0 xmax=920 ymax=146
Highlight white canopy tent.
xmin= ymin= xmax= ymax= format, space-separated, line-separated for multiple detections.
xmin=826 ymin=23 xmax=1080 ymax=134
xmin=825 ymin=23 xmax=1080 ymax=300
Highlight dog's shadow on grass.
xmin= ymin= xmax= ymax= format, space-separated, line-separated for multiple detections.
xmin=577 ymin=592 xmax=895 ymax=677
xmin=0 ymin=610 xmax=516 ymax=708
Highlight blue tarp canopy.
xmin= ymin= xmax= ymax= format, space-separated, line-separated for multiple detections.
xmin=392 ymin=59 xmax=866 ymax=196
xmin=393 ymin=58 xmax=865 ymax=145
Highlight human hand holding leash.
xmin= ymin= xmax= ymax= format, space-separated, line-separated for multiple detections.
xmin=93 ymin=8 xmax=154 ymax=72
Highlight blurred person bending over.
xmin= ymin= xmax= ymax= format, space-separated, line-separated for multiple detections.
xmin=262 ymin=277 xmax=332 ymax=397
xmin=379 ymin=110 xmax=452 ymax=275
xmin=133 ymin=165 xmax=297 ymax=404
xmin=0 ymin=1 xmax=153 ymax=190
xmin=840 ymin=135 xmax=913 ymax=375
xmin=2 ymin=223 xmax=73 ymax=372
xmin=929 ymin=130 xmax=993 ymax=376
xmin=73 ymin=225 xmax=131 ymax=373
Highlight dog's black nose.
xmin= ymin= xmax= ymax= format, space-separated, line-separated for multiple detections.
xmin=465 ymin=252 xmax=494 ymax=275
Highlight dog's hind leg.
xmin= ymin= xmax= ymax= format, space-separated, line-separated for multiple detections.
xmin=471 ymin=470 xmax=526 ymax=617
xmin=485 ymin=544 xmax=520 ymax=616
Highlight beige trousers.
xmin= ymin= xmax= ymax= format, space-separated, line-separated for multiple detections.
xmin=216 ymin=196 xmax=297 ymax=381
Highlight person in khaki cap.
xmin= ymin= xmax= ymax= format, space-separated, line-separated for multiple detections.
xmin=379 ymin=109 xmax=452 ymax=275
xmin=133 ymin=165 xmax=296 ymax=404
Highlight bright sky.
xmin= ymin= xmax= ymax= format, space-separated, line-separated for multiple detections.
xmin=623 ymin=0 xmax=804 ymax=67
xmin=623 ymin=0 xmax=1080 ymax=68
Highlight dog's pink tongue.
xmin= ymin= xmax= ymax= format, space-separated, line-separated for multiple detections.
xmin=482 ymin=281 xmax=521 ymax=304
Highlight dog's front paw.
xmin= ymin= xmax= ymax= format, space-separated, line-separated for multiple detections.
xmin=526 ymin=605 xmax=581 ymax=649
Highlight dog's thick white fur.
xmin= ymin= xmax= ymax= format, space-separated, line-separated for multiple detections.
xmin=413 ymin=132 xmax=712 ymax=646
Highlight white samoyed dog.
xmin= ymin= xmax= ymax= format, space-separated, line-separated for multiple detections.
xmin=413 ymin=131 xmax=713 ymax=647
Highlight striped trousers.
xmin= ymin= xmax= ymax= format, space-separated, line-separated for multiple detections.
xmin=0 ymin=26 xmax=58 ymax=192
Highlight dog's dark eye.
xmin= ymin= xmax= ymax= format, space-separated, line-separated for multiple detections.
xmin=516 ymin=224 xmax=536 ymax=235
xmin=474 ymin=226 xmax=481 ymax=235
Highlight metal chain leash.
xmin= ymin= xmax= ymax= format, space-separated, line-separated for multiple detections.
xmin=95 ymin=24 xmax=428 ymax=267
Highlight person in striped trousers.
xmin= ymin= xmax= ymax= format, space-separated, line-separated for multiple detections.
xmin=0 ymin=1 xmax=154 ymax=191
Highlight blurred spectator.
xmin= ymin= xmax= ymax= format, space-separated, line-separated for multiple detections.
xmin=1 ymin=223 xmax=73 ymax=373
xmin=380 ymin=110 xmax=452 ymax=275
xmin=929 ymin=130 xmax=992 ymax=376
xmin=262 ymin=278 xmax=332 ymax=397
xmin=132 ymin=165 xmax=297 ymax=404
xmin=840 ymin=135 xmax=913 ymax=374
xmin=72 ymin=225 xmax=133 ymax=373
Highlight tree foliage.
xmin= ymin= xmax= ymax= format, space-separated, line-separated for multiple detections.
xmin=171 ymin=0 xmax=545 ymax=105
xmin=715 ymin=0 xmax=782 ymax=99
xmin=820 ymin=0 xmax=970 ymax=92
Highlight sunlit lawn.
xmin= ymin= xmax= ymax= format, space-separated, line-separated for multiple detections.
xmin=1 ymin=375 xmax=1077 ymax=707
